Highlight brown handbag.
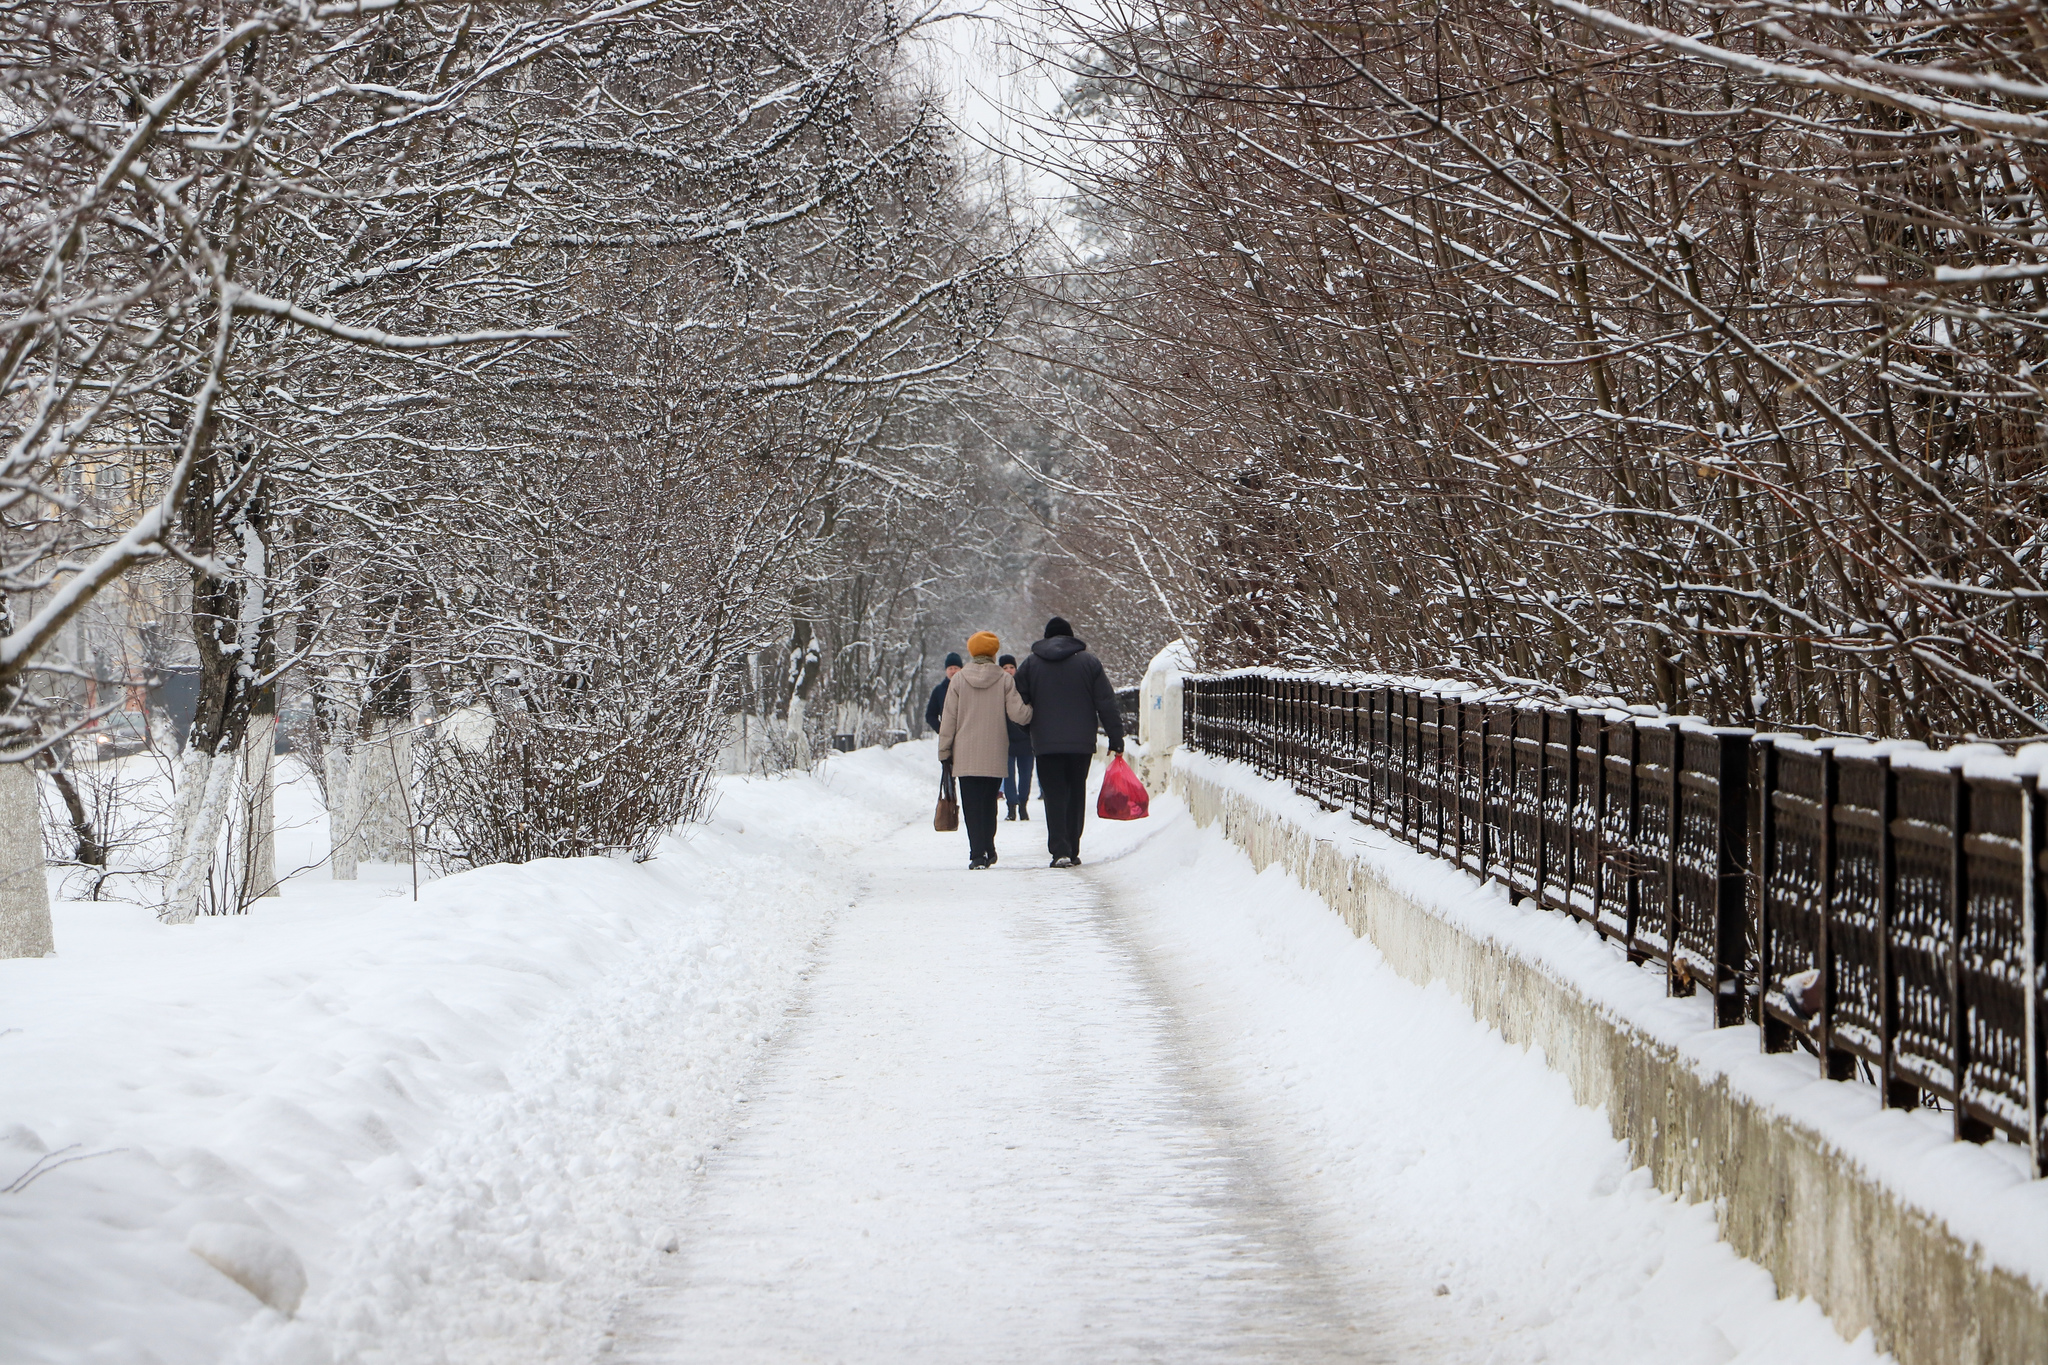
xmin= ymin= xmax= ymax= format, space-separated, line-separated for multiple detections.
xmin=934 ymin=762 xmax=959 ymax=832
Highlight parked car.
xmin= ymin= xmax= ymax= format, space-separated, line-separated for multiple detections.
xmin=83 ymin=711 xmax=157 ymax=760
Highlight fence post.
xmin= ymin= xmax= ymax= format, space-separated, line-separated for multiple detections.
xmin=1399 ymin=690 xmax=1414 ymax=842
xmin=1274 ymin=676 xmax=1285 ymax=779
xmin=1667 ymin=722 xmax=1693 ymax=997
xmin=1476 ymin=705 xmax=1492 ymax=877
xmin=1592 ymin=716 xmax=1608 ymax=926
xmin=1758 ymin=738 xmax=1794 ymax=1053
xmin=1314 ymin=681 xmax=1326 ymax=802
xmin=1714 ymin=729 xmax=1749 ymax=1027
xmin=1875 ymin=755 xmax=1919 ymax=1109
xmin=1817 ymin=743 xmax=1856 ymax=1082
xmin=1435 ymin=694 xmax=1450 ymax=847
xmin=1244 ymin=675 xmax=1254 ymax=769
xmin=1376 ymin=684 xmax=1390 ymax=826
xmin=1504 ymin=704 xmax=1519 ymax=895
xmin=1950 ymin=767 xmax=1991 ymax=1142
xmin=1286 ymin=679 xmax=1302 ymax=785
xmin=2025 ymin=778 xmax=2046 ymax=1176
xmin=1452 ymin=700 xmax=1466 ymax=868
xmin=1330 ymin=681 xmax=1340 ymax=802
xmin=1289 ymin=677 xmax=1301 ymax=788
xmin=1240 ymin=676 xmax=1250 ymax=766
xmin=1534 ymin=709 xmax=1551 ymax=907
xmin=1236 ymin=676 xmax=1246 ymax=766
xmin=1624 ymin=720 xmax=1645 ymax=964
xmin=1564 ymin=709 xmax=1582 ymax=915
xmin=1253 ymin=675 xmax=1269 ymax=777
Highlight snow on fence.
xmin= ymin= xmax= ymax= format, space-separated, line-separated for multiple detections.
xmin=1182 ymin=670 xmax=2048 ymax=1175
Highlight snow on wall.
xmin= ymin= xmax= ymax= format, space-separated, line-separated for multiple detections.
xmin=1169 ymin=747 xmax=2048 ymax=1365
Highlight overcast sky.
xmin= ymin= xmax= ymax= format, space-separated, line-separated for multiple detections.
xmin=906 ymin=0 xmax=1081 ymax=223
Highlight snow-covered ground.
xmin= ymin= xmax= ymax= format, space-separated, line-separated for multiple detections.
xmin=4 ymin=742 xmax=1885 ymax=1363
xmin=0 ymin=746 xmax=933 ymax=1365
xmin=1094 ymin=778 xmax=1882 ymax=1364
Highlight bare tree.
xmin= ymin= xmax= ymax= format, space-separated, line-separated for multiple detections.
xmin=1025 ymin=0 xmax=2048 ymax=738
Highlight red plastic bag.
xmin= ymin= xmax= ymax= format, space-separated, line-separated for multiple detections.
xmin=1097 ymin=753 xmax=1150 ymax=821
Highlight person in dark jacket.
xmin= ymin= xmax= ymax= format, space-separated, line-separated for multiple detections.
xmin=1000 ymin=654 xmax=1032 ymax=822
xmin=1013 ymin=617 xmax=1123 ymax=867
xmin=924 ymin=653 xmax=963 ymax=735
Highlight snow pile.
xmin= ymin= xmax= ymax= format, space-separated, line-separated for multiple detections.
xmin=0 ymin=743 xmax=936 ymax=1365
xmin=1171 ymin=745 xmax=2048 ymax=1302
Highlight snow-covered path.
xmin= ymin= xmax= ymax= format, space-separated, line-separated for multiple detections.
xmin=613 ymin=820 xmax=1375 ymax=1363
xmin=610 ymin=757 xmax=1884 ymax=1365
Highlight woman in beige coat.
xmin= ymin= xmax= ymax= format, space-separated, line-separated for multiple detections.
xmin=938 ymin=631 xmax=1033 ymax=869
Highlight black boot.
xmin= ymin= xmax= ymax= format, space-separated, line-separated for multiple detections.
xmin=1020 ymin=804 xmax=1031 ymax=822
xmin=1005 ymin=803 xmax=1017 ymax=821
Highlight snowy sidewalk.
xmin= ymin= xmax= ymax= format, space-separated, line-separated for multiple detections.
xmin=611 ymin=761 xmax=1887 ymax=1365
xmin=611 ymin=814 xmax=1373 ymax=1363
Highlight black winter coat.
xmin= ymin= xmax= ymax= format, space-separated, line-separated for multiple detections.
xmin=924 ymin=677 xmax=950 ymax=735
xmin=1014 ymin=635 xmax=1124 ymax=756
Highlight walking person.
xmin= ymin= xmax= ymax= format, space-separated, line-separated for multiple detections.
xmin=937 ymin=633 xmax=1032 ymax=870
xmin=1000 ymin=654 xmax=1033 ymax=821
xmin=1013 ymin=617 xmax=1123 ymax=868
xmin=923 ymin=652 xmax=963 ymax=735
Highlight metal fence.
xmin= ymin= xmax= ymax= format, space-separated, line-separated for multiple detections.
xmin=1182 ymin=671 xmax=2048 ymax=1173
xmin=1114 ymin=686 xmax=1139 ymax=737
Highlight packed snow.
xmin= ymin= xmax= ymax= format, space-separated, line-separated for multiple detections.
xmin=2 ymin=741 xmax=1887 ymax=1363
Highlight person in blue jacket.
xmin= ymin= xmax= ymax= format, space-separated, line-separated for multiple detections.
xmin=999 ymin=654 xmax=1032 ymax=821
xmin=1012 ymin=618 xmax=1123 ymax=867
xmin=924 ymin=652 xmax=963 ymax=735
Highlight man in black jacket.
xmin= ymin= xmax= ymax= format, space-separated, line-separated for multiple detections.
xmin=1013 ymin=618 xmax=1123 ymax=867
xmin=923 ymin=653 xmax=963 ymax=735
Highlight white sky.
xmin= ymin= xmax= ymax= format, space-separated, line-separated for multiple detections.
xmin=905 ymin=0 xmax=1082 ymax=224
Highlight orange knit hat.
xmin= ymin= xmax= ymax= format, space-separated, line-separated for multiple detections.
xmin=967 ymin=631 xmax=1000 ymax=659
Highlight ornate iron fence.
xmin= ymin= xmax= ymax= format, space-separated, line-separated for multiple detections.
xmin=1182 ymin=671 xmax=2048 ymax=1174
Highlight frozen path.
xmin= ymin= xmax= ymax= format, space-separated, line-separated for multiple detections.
xmin=611 ymin=808 xmax=1378 ymax=1363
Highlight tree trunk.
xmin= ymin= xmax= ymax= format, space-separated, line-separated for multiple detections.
xmin=163 ymin=747 xmax=231 ymax=923
xmin=0 ymin=761 xmax=54 ymax=958
xmin=238 ymin=706 xmax=278 ymax=899
xmin=354 ymin=720 xmax=414 ymax=863
xmin=353 ymin=635 xmax=415 ymax=866
xmin=324 ymin=744 xmax=360 ymax=880
xmin=163 ymin=450 xmax=277 ymax=920
xmin=44 ymin=757 xmax=102 ymax=868
xmin=783 ymin=618 xmax=820 ymax=763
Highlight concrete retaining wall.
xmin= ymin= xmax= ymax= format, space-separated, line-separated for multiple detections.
xmin=1169 ymin=760 xmax=2048 ymax=1365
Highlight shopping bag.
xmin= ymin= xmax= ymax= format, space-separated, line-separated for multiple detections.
xmin=1097 ymin=753 xmax=1150 ymax=821
xmin=934 ymin=762 xmax=960 ymax=831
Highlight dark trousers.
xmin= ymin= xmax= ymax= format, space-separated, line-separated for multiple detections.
xmin=1037 ymin=752 xmax=1092 ymax=859
xmin=959 ymin=775 xmax=1002 ymax=860
xmin=1004 ymin=747 xmax=1035 ymax=806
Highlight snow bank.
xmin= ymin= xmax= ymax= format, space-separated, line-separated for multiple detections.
xmin=0 ymin=743 xmax=937 ymax=1365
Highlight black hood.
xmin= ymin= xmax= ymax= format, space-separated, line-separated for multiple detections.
xmin=1032 ymin=635 xmax=1087 ymax=663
